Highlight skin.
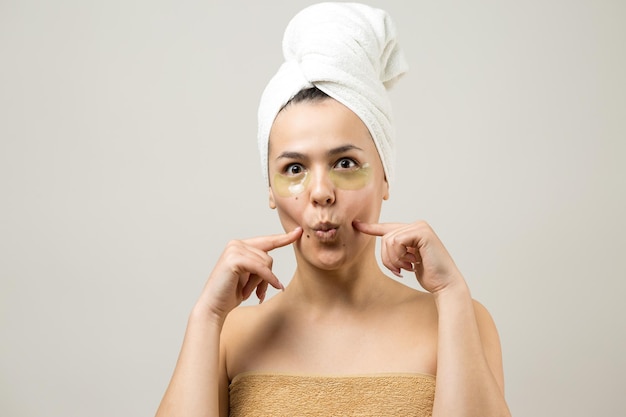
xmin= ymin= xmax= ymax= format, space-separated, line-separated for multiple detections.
xmin=155 ymin=98 xmax=511 ymax=417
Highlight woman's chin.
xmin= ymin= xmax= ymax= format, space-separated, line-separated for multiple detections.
xmin=300 ymin=244 xmax=352 ymax=271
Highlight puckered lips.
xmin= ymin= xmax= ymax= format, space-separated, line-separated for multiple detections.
xmin=311 ymin=221 xmax=340 ymax=242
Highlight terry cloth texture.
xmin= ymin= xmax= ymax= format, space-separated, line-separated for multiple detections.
xmin=229 ymin=372 xmax=435 ymax=417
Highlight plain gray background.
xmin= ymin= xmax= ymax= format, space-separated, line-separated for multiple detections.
xmin=1 ymin=0 xmax=624 ymax=416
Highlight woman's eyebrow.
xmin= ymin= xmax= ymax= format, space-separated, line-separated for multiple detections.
xmin=276 ymin=151 xmax=307 ymax=160
xmin=327 ymin=144 xmax=364 ymax=156
xmin=276 ymin=145 xmax=363 ymax=160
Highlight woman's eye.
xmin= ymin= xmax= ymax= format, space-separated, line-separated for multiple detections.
xmin=335 ymin=158 xmax=357 ymax=170
xmin=285 ymin=164 xmax=304 ymax=175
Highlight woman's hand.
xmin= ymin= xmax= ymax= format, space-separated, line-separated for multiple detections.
xmin=196 ymin=227 xmax=303 ymax=322
xmin=353 ymin=220 xmax=465 ymax=294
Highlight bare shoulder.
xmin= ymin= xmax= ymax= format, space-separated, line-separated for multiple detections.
xmin=472 ymin=298 xmax=496 ymax=319
xmin=387 ymin=280 xmax=438 ymax=319
xmin=220 ymin=297 xmax=288 ymax=378
xmin=386 ymin=282 xmax=503 ymax=339
xmin=221 ymin=303 xmax=261 ymax=333
xmin=221 ymin=300 xmax=279 ymax=344
xmin=471 ymin=298 xmax=503 ymax=341
xmin=471 ymin=297 xmax=504 ymax=341
xmin=402 ymin=287 xmax=503 ymax=339
xmin=375 ymin=280 xmax=439 ymax=342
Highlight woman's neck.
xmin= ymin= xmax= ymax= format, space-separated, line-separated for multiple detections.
xmin=284 ymin=248 xmax=390 ymax=312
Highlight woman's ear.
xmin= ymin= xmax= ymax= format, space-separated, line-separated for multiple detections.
xmin=382 ymin=179 xmax=390 ymax=201
xmin=269 ymin=187 xmax=277 ymax=209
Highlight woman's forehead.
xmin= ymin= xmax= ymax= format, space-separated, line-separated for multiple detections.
xmin=268 ymin=98 xmax=377 ymax=156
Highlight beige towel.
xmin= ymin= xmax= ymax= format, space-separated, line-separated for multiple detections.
xmin=229 ymin=373 xmax=435 ymax=417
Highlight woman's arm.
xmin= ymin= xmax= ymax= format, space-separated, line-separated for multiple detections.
xmin=155 ymin=228 xmax=302 ymax=417
xmin=354 ymin=220 xmax=511 ymax=417
xmin=155 ymin=308 xmax=224 ymax=417
xmin=433 ymin=282 xmax=510 ymax=416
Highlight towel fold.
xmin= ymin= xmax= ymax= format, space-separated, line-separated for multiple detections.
xmin=257 ymin=2 xmax=408 ymax=183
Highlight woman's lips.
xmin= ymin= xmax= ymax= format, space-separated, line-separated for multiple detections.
xmin=312 ymin=222 xmax=340 ymax=241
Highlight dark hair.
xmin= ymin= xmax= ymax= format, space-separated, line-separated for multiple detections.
xmin=279 ymin=86 xmax=330 ymax=112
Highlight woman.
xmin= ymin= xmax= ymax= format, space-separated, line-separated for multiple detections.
xmin=156 ymin=3 xmax=511 ymax=417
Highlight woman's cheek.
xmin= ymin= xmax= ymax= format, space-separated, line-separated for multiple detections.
xmin=347 ymin=188 xmax=382 ymax=221
xmin=275 ymin=196 xmax=307 ymax=227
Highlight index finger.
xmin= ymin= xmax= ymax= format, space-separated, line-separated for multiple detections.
xmin=244 ymin=227 xmax=303 ymax=252
xmin=353 ymin=221 xmax=406 ymax=237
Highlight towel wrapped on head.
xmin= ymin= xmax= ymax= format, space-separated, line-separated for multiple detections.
xmin=257 ymin=2 xmax=408 ymax=184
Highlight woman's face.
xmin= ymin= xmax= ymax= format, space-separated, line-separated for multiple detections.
xmin=268 ymin=98 xmax=389 ymax=271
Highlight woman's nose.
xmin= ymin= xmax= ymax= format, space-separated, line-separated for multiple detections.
xmin=309 ymin=169 xmax=336 ymax=206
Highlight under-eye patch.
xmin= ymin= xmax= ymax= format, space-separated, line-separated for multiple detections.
xmin=273 ymin=163 xmax=371 ymax=197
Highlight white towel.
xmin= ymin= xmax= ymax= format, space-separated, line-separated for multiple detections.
xmin=257 ymin=2 xmax=408 ymax=183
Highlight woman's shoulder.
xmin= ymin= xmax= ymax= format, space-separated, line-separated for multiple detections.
xmin=383 ymin=279 xmax=437 ymax=314
xmin=222 ymin=298 xmax=280 ymax=336
xmin=387 ymin=281 xmax=501 ymax=336
xmin=221 ymin=293 xmax=293 ymax=350
xmin=221 ymin=295 xmax=297 ymax=378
